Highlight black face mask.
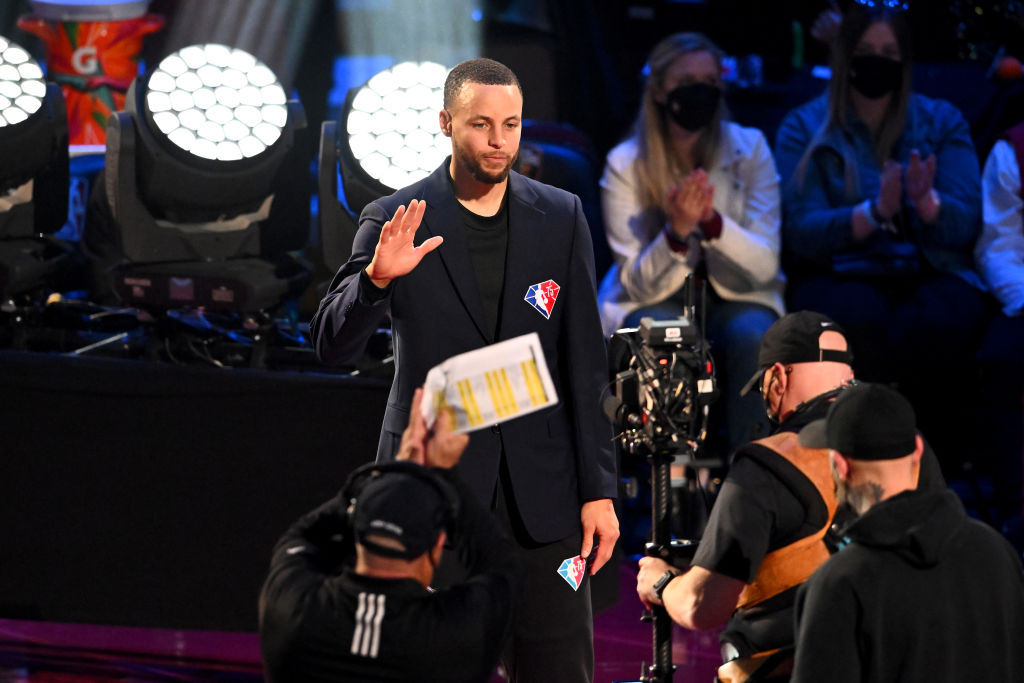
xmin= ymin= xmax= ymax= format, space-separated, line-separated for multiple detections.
xmin=664 ymin=82 xmax=721 ymax=132
xmin=848 ymin=54 xmax=903 ymax=99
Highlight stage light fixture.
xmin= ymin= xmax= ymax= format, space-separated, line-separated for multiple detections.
xmin=144 ymin=43 xmax=288 ymax=164
xmin=0 ymin=37 xmax=45 ymax=127
xmin=339 ymin=60 xmax=449 ymax=216
xmin=318 ymin=61 xmax=448 ymax=271
xmin=86 ymin=43 xmax=311 ymax=313
xmin=0 ymin=35 xmax=73 ymax=297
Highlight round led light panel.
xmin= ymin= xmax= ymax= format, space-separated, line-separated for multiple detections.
xmin=146 ymin=44 xmax=288 ymax=162
xmin=346 ymin=61 xmax=448 ymax=190
xmin=0 ymin=36 xmax=46 ymax=128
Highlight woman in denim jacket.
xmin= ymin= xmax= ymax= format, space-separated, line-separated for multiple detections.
xmin=774 ymin=1 xmax=990 ymax=468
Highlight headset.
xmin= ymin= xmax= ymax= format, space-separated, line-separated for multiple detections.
xmin=342 ymin=461 xmax=462 ymax=548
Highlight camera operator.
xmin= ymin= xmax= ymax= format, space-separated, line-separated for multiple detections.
xmin=259 ymin=388 xmax=521 ymax=683
xmin=636 ymin=310 xmax=944 ymax=682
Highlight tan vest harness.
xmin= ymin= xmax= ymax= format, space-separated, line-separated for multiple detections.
xmin=735 ymin=431 xmax=837 ymax=610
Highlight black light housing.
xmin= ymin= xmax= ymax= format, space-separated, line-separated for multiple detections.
xmin=321 ymin=60 xmax=447 ymax=270
xmin=129 ymin=43 xmax=295 ymax=226
xmin=87 ymin=43 xmax=311 ymax=312
xmin=0 ymin=35 xmax=72 ymax=297
xmin=339 ymin=60 xmax=448 ymax=212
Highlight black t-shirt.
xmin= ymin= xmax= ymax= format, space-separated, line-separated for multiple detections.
xmin=357 ymin=178 xmax=510 ymax=340
xmin=689 ymin=398 xmax=833 ymax=657
xmin=454 ymin=184 xmax=509 ymax=340
xmin=691 ymin=404 xmax=825 ymax=582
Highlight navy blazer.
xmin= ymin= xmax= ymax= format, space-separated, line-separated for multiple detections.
xmin=310 ymin=160 xmax=617 ymax=543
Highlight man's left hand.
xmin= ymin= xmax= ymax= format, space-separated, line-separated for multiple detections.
xmin=396 ymin=387 xmax=468 ymax=469
xmin=636 ymin=556 xmax=674 ymax=609
xmin=580 ymin=498 xmax=619 ymax=574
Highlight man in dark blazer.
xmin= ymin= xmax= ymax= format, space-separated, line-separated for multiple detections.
xmin=310 ymin=58 xmax=618 ymax=682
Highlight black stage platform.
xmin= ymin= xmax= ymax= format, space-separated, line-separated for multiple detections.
xmin=0 ymin=350 xmax=388 ymax=632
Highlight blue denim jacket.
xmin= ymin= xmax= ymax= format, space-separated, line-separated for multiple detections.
xmin=775 ymin=92 xmax=983 ymax=289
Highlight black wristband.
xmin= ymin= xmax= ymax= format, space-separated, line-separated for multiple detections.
xmin=653 ymin=569 xmax=680 ymax=601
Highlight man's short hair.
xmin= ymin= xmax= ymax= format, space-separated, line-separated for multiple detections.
xmin=443 ymin=57 xmax=522 ymax=108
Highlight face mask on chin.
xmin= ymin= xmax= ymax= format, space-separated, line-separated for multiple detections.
xmin=848 ymin=54 xmax=903 ymax=99
xmin=664 ymin=82 xmax=721 ymax=132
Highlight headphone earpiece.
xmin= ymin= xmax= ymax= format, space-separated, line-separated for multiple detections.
xmin=761 ymin=370 xmax=781 ymax=423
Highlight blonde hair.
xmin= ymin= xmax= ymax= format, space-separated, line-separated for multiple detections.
xmin=631 ymin=33 xmax=727 ymax=212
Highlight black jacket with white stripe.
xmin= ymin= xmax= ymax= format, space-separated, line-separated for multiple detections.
xmin=259 ymin=468 xmax=521 ymax=682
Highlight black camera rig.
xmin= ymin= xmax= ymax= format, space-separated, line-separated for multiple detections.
xmin=605 ymin=282 xmax=719 ymax=682
xmin=607 ymin=315 xmax=718 ymax=462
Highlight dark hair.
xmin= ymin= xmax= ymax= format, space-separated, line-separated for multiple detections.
xmin=795 ymin=3 xmax=912 ymax=194
xmin=443 ymin=58 xmax=522 ymax=108
xmin=830 ymin=3 xmax=912 ymax=144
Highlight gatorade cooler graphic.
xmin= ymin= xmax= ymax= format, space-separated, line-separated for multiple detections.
xmin=18 ymin=0 xmax=163 ymax=145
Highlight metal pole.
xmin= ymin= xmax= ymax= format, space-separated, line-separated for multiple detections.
xmin=642 ymin=450 xmax=677 ymax=683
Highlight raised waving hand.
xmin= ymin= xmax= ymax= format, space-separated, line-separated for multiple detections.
xmin=365 ymin=199 xmax=443 ymax=288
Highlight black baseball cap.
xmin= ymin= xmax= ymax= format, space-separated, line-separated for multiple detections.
xmin=798 ymin=383 xmax=917 ymax=460
xmin=352 ymin=472 xmax=448 ymax=560
xmin=739 ymin=311 xmax=854 ymax=396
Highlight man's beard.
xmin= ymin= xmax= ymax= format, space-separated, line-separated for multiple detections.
xmin=835 ymin=478 xmax=850 ymax=511
xmin=453 ymin=138 xmax=516 ymax=184
xmin=832 ymin=459 xmax=854 ymax=515
xmin=831 ymin=461 xmax=882 ymax=518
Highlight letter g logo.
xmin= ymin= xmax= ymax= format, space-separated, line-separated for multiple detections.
xmin=72 ymin=47 xmax=98 ymax=74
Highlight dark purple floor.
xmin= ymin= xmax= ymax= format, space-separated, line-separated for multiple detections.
xmin=0 ymin=562 xmax=721 ymax=683
xmin=0 ymin=618 xmax=262 ymax=681
xmin=595 ymin=563 xmax=722 ymax=683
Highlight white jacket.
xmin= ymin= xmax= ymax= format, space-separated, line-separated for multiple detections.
xmin=597 ymin=121 xmax=785 ymax=335
xmin=975 ymin=140 xmax=1024 ymax=316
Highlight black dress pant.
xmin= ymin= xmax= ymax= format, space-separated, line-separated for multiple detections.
xmin=494 ymin=455 xmax=594 ymax=683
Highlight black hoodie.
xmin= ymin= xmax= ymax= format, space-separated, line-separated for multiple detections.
xmin=791 ymin=488 xmax=1024 ymax=683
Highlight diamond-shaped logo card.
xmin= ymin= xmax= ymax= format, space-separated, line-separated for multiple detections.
xmin=557 ymin=554 xmax=587 ymax=591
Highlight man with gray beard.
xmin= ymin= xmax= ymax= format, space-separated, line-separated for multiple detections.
xmin=792 ymin=383 xmax=1024 ymax=683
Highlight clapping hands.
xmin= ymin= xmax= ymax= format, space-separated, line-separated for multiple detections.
xmin=871 ymin=149 xmax=939 ymax=232
xmin=904 ymin=149 xmax=936 ymax=201
xmin=667 ymin=169 xmax=715 ymax=240
xmin=905 ymin=149 xmax=939 ymax=222
xmin=874 ymin=159 xmax=903 ymax=227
